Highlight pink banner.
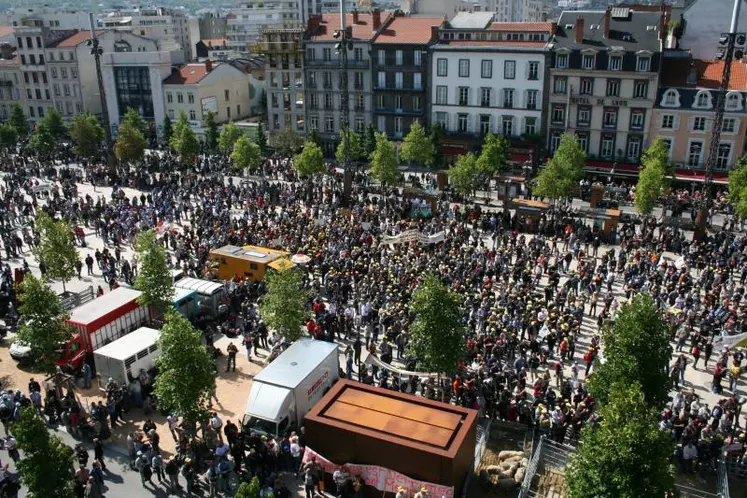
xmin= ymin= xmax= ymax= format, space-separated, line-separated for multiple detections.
xmin=301 ymin=447 xmax=454 ymax=498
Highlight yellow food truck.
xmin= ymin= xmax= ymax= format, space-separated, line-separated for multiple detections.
xmin=209 ymin=245 xmax=294 ymax=281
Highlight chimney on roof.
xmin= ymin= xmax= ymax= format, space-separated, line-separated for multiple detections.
xmin=659 ymin=13 xmax=666 ymax=42
xmin=431 ymin=25 xmax=439 ymax=42
xmin=352 ymin=9 xmax=359 ymax=24
xmin=603 ymin=8 xmax=610 ymax=38
xmin=372 ymin=9 xmax=381 ymax=31
xmin=686 ymin=62 xmax=697 ymax=85
xmin=575 ymin=16 xmax=584 ymax=44
xmin=205 ymin=59 xmax=213 ymax=72
xmin=551 ymin=21 xmax=558 ymax=36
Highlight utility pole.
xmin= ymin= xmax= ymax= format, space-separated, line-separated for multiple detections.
xmin=335 ymin=0 xmax=351 ymax=170
xmin=695 ymin=0 xmax=745 ymax=239
xmin=88 ymin=13 xmax=110 ymax=143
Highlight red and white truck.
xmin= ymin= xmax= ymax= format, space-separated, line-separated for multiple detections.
xmin=61 ymin=287 xmax=149 ymax=371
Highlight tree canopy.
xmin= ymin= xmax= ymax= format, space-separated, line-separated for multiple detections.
xmin=293 ymin=141 xmax=326 ymax=177
xmin=123 ymin=107 xmax=149 ymax=138
xmin=407 ymin=274 xmax=466 ymax=377
xmin=32 ymin=211 xmax=78 ymax=292
xmin=9 ymin=104 xmax=28 ymax=138
xmin=728 ymin=155 xmax=747 ymax=219
xmin=369 ymin=132 xmax=398 ymax=186
xmin=40 ymin=109 xmax=66 ymax=140
xmin=635 ymin=138 xmax=671 ymax=216
xmin=274 ymin=127 xmax=304 ymax=157
xmin=476 ymin=133 xmax=510 ymax=177
xmin=449 ymin=152 xmax=479 ymax=196
xmin=134 ymin=230 xmax=174 ymax=314
xmin=115 ymin=121 xmax=147 ymax=166
xmin=0 ymin=122 xmax=17 ymax=150
xmin=588 ymin=294 xmax=673 ymax=409
xmin=169 ymin=111 xmax=200 ymax=164
xmin=154 ymin=312 xmax=216 ymax=425
xmin=162 ymin=115 xmax=173 ymax=143
xmin=399 ymin=121 xmax=434 ymax=167
xmin=258 ymin=268 xmax=311 ymax=342
xmin=218 ymin=122 xmax=243 ymax=153
xmin=231 ymin=134 xmax=263 ymax=172
xmin=13 ymin=407 xmax=75 ymax=498
xmin=69 ymin=113 xmax=105 ymax=160
xmin=204 ymin=111 xmax=218 ymax=150
xmin=565 ymin=382 xmax=677 ymax=498
xmin=29 ymin=124 xmax=55 ymax=156
xmin=533 ymin=134 xmax=585 ymax=200
xmin=335 ymin=129 xmax=364 ymax=163
xmin=16 ymin=274 xmax=73 ymax=374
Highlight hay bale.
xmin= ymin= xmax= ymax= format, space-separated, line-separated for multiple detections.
xmin=514 ymin=468 xmax=526 ymax=484
xmin=498 ymin=450 xmax=524 ymax=460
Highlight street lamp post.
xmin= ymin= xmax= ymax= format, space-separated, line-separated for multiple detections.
xmin=88 ymin=13 xmax=110 ymax=144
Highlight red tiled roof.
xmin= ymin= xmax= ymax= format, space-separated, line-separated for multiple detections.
xmin=437 ymin=40 xmax=547 ymax=48
xmin=309 ymin=13 xmax=392 ymax=41
xmin=373 ymin=16 xmax=442 ymax=44
xmin=203 ymin=38 xmax=229 ymax=48
xmin=163 ymin=63 xmax=215 ymax=85
xmin=0 ymin=26 xmax=14 ymax=39
xmin=488 ymin=22 xmax=554 ymax=32
xmin=52 ymin=30 xmax=105 ymax=48
xmin=661 ymin=58 xmax=747 ymax=90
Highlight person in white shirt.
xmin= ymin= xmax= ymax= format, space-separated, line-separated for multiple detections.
xmin=682 ymin=441 xmax=697 ymax=474
xmin=210 ymin=413 xmax=224 ymax=443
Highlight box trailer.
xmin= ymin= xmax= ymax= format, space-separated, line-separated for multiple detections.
xmin=243 ymin=338 xmax=339 ymax=437
xmin=62 ymin=287 xmax=149 ymax=371
xmin=172 ymin=287 xmax=198 ymax=319
xmin=93 ymin=327 xmax=161 ymax=385
xmin=174 ymin=277 xmax=226 ymax=317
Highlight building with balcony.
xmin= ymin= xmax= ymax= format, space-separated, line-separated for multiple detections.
xmin=429 ymin=13 xmax=552 ymax=158
xmin=255 ymin=25 xmax=306 ymax=136
xmin=547 ymin=7 xmax=664 ymax=167
xmin=6 ymin=7 xmax=91 ymax=31
xmin=0 ymin=48 xmax=25 ymax=123
xmin=648 ymin=55 xmax=747 ymax=182
xmin=163 ymin=60 xmax=251 ymax=138
xmin=226 ymin=3 xmax=303 ymax=53
xmin=371 ymin=15 xmax=442 ymax=141
xmin=304 ymin=10 xmax=391 ymax=155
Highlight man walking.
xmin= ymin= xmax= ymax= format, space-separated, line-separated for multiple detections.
xmin=226 ymin=342 xmax=238 ymax=372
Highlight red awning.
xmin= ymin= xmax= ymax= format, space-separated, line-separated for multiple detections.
xmin=673 ymin=169 xmax=728 ymax=185
xmin=442 ymin=146 xmax=466 ymax=155
xmin=509 ymin=152 xmax=530 ymax=163
xmin=583 ymin=160 xmax=639 ymax=176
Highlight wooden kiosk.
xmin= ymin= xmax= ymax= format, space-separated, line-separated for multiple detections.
xmin=208 ymin=245 xmax=293 ymax=281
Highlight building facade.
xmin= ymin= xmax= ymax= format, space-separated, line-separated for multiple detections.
xmin=649 ymin=56 xmax=747 ymax=175
xmin=226 ymin=3 xmax=303 ymax=53
xmin=430 ymin=14 xmax=552 ymax=157
xmin=304 ymin=11 xmax=390 ymax=155
xmin=371 ymin=15 xmax=441 ymax=141
xmin=0 ymin=50 xmax=25 ymax=123
xmin=547 ymin=7 xmax=664 ymax=166
xmin=6 ymin=7 xmax=91 ymax=31
xmin=163 ymin=61 xmax=251 ymax=137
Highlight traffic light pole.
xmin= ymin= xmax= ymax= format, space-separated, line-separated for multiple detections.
xmin=695 ymin=0 xmax=742 ymax=239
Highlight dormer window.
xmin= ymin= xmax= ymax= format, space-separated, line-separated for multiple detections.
xmin=556 ymin=53 xmax=568 ymax=69
xmin=661 ymin=89 xmax=680 ymax=108
xmin=693 ymin=90 xmax=712 ymax=109
xmin=725 ymin=91 xmax=743 ymax=111
xmin=636 ymin=56 xmax=650 ymax=72
xmin=582 ymin=54 xmax=595 ymax=70
xmin=609 ymin=55 xmax=622 ymax=71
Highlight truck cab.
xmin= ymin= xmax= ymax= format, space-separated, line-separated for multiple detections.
xmin=243 ymin=383 xmax=294 ymax=436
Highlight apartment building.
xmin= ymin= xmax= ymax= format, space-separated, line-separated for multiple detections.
xmin=0 ymin=48 xmax=25 ymax=123
xmin=304 ymin=11 xmax=391 ymax=155
xmin=371 ymin=15 xmax=442 ymax=141
xmin=430 ymin=13 xmax=552 ymax=157
xmin=6 ymin=7 xmax=91 ymax=31
xmin=255 ymin=25 xmax=306 ymax=134
xmin=226 ymin=2 xmax=303 ymax=53
xmin=163 ymin=61 xmax=251 ymax=138
xmin=403 ymin=0 xmax=549 ymax=21
xmin=547 ymin=7 xmax=664 ymax=166
xmin=649 ymin=56 xmax=747 ymax=180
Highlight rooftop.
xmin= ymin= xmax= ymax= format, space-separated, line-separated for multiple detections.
xmin=51 ymin=30 xmax=105 ymax=48
xmin=210 ymin=244 xmax=288 ymax=263
xmin=202 ymin=38 xmax=229 ymax=48
xmin=661 ymin=58 xmax=747 ymax=90
xmin=308 ymin=12 xmax=391 ymax=41
xmin=373 ymin=16 xmax=441 ymax=44
xmin=68 ymin=287 xmax=142 ymax=326
xmin=163 ymin=63 xmax=214 ymax=85
xmin=448 ymin=11 xmax=494 ymax=29
xmin=436 ymin=40 xmax=548 ymax=48
xmin=554 ymin=8 xmax=663 ymax=52
xmin=0 ymin=26 xmax=14 ymax=39
xmin=488 ymin=22 xmax=554 ymax=32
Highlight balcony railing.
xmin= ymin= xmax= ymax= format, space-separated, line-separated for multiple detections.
xmin=305 ymin=59 xmax=369 ymax=69
xmin=249 ymin=40 xmax=301 ymax=54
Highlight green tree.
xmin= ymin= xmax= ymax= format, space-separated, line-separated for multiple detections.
xmin=154 ymin=312 xmax=216 ymax=429
xmin=29 ymin=124 xmax=55 ymax=155
xmin=635 ymin=138 xmax=671 ymax=216
xmin=69 ymin=113 xmax=105 ymax=160
xmin=115 ymin=121 xmax=147 ymax=166
xmin=588 ymin=294 xmax=672 ymax=409
xmin=0 ymin=122 xmax=17 ymax=149
xmin=274 ymin=126 xmax=303 ymax=157
xmin=258 ymin=268 xmax=311 ymax=342
xmin=134 ymin=230 xmax=174 ymax=315
xmin=533 ymin=133 xmax=585 ymax=201
xmin=162 ymin=115 xmax=173 ymax=143
xmin=430 ymin=124 xmax=444 ymax=170
xmin=231 ymin=134 xmax=263 ymax=172
xmin=32 ymin=211 xmax=78 ymax=292
xmin=362 ymin=123 xmax=377 ymax=158
xmin=123 ymin=107 xmax=149 ymax=138
xmin=13 ymin=407 xmax=75 ymax=498
xmin=9 ymin=104 xmax=28 ymax=138
xmin=369 ymin=132 xmax=398 ymax=186
xmin=448 ymin=153 xmax=479 ymax=196
xmin=259 ymin=89 xmax=268 ymax=120
xmin=169 ymin=111 xmax=200 ymax=165
xmin=335 ymin=129 xmax=363 ymax=163
xmin=399 ymin=121 xmax=434 ymax=167
xmin=235 ymin=476 xmax=261 ymax=498
xmin=565 ymin=382 xmax=677 ymax=498
xmin=204 ymin=111 xmax=218 ymax=150
xmin=728 ymin=155 xmax=747 ymax=219
xmin=293 ymin=141 xmax=326 ymax=177
xmin=476 ymin=133 xmax=509 ymax=178
xmin=16 ymin=274 xmax=73 ymax=374
xmin=408 ymin=274 xmax=466 ymax=378
xmin=255 ymin=121 xmax=267 ymax=156
xmin=218 ymin=121 xmax=243 ymax=153
xmin=40 ymin=108 xmax=67 ymax=139
xmin=308 ymin=127 xmax=321 ymax=148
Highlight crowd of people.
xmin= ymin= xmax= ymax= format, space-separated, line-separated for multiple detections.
xmin=0 ymin=146 xmax=745 ymax=496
